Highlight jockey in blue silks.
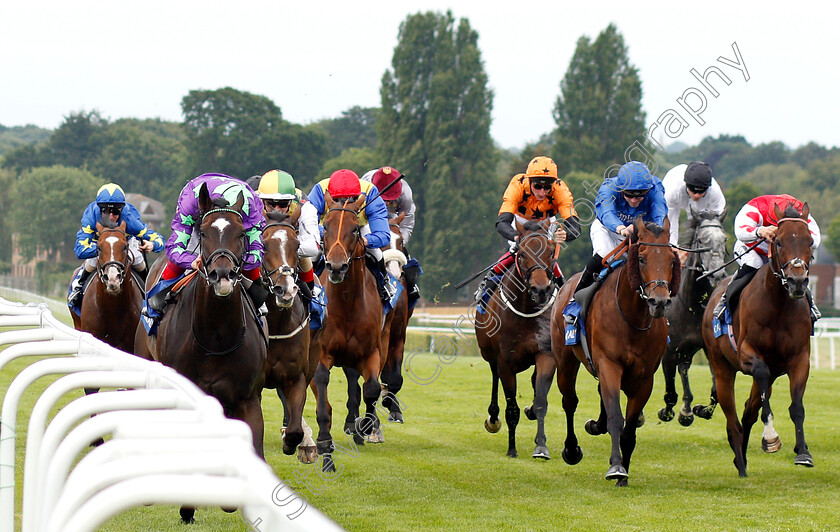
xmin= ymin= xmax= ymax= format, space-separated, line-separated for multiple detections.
xmin=574 ymin=160 xmax=668 ymax=295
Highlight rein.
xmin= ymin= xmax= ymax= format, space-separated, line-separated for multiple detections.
xmin=771 ymin=217 xmax=811 ymax=287
xmin=96 ymin=227 xmax=130 ymax=286
xmin=324 ymin=205 xmax=364 ymax=262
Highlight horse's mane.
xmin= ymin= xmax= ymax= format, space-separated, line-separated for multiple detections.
xmin=782 ymin=203 xmax=802 ymax=219
xmin=522 ymin=220 xmax=543 ymax=232
xmin=99 ymin=215 xmax=118 ymax=229
xmin=628 ymin=221 xmax=664 ymax=244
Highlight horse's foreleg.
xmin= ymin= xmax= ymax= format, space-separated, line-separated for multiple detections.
xmin=361 ymin=355 xmax=384 ymax=443
xmin=788 ymin=354 xmax=813 ymax=467
xmin=242 ymin=393 xmax=265 ymax=460
xmin=711 ymin=354 xmax=746 ymax=476
xmin=313 ymin=362 xmax=336 ymax=472
xmin=694 ymin=354 xmax=718 ymax=419
xmin=598 ymin=365 xmax=627 ymax=482
xmin=658 ymin=349 xmax=678 ymax=422
xmin=485 ymin=362 xmax=502 ymax=433
xmin=380 ymin=342 xmax=405 ymax=423
xmin=343 ymin=367 xmax=364 ymax=445
xmin=499 ymin=362 xmax=519 ymax=458
xmin=282 ymin=374 xmax=307 ymax=456
xmin=743 ymin=358 xmax=779 ymax=455
xmin=530 ymin=353 xmax=555 ymax=460
xmin=585 ymin=383 xmax=608 ymax=436
xmin=556 ymin=352 xmax=583 ymax=465
xmin=619 ymin=376 xmax=655 ymax=486
xmin=277 ymin=388 xmax=290 ymax=427
xmin=677 ymin=355 xmax=695 ymax=426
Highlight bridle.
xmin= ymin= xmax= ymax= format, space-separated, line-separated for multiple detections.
xmin=770 ymin=217 xmax=811 ymax=289
xmin=323 ymin=205 xmax=365 ymax=262
xmin=261 ymin=220 xmax=300 ymax=296
xmin=96 ymin=226 xmax=131 ymax=286
xmin=614 ymin=239 xmax=674 ymax=331
xmin=197 ymin=207 xmax=246 ymax=286
xmin=514 ymin=232 xmax=559 ymax=287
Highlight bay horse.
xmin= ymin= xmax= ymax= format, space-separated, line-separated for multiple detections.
xmin=140 ymin=183 xmax=267 ymax=521
xmin=701 ymin=203 xmax=815 ymax=477
xmin=313 ymin=192 xmax=393 ymax=471
xmin=658 ymin=209 xmax=728 ymax=425
xmin=475 ymin=218 xmax=558 ymax=459
xmin=546 ymin=217 xmax=679 ymax=486
xmin=261 ymin=209 xmax=318 ymax=464
xmin=71 ymin=219 xmax=144 ymax=354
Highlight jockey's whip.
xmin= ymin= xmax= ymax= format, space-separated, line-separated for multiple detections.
xmin=454 ymin=258 xmax=504 ymax=290
xmin=364 ymin=173 xmax=406 ymax=207
xmin=697 ymin=238 xmax=765 ymax=281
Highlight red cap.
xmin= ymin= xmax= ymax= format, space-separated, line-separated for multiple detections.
xmin=327 ymin=169 xmax=362 ymax=198
xmin=371 ymin=166 xmax=403 ymax=201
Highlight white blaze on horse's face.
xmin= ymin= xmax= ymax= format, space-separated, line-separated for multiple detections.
xmin=270 ymin=229 xmax=298 ymax=303
xmin=103 ymin=235 xmax=121 ymax=290
xmin=211 ymin=217 xmax=231 ymax=236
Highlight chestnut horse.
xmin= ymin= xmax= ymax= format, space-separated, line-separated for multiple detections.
xmin=261 ymin=209 xmax=318 ymax=464
xmin=547 ymin=217 xmax=679 ymax=486
xmin=701 ymin=203 xmax=815 ymax=477
xmin=657 ymin=209 xmax=728 ymax=425
xmin=71 ymin=219 xmax=144 ymax=354
xmin=313 ymin=192 xmax=393 ymax=471
xmin=475 ymin=218 xmax=558 ymax=459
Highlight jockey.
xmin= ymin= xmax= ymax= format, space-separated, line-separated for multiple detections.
xmin=257 ymin=169 xmax=323 ymax=301
xmin=475 ymin=155 xmax=580 ymax=303
xmin=575 ymin=160 xmax=667 ymax=295
xmin=307 ymin=169 xmax=395 ymax=304
xmin=361 ymin=166 xmax=422 ymax=304
xmin=68 ymin=183 xmax=165 ymax=307
xmin=663 ymin=161 xmax=726 ymax=265
xmin=713 ymin=194 xmax=821 ymax=322
xmin=144 ymin=173 xmax=267 ymax=323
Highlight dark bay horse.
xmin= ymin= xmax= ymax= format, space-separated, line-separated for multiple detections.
xmin=658 ymin=209 xmax=728 ymax=425
xmin=475 ymin=218 xmax=558 ymax=459
xmin=701 ymin=203 xmax=815 ymax=477
xmin=313 ymin=192 xmax=393 ymax=471
xmin=261 ymin=209 xmax=318 ymax=464
xmin=71 ymin=219 xmax=144 ymax=354
xmin=547 ymin=217 xmax=679 ymax=486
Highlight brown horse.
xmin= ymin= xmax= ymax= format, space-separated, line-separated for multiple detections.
xmin=261 ymin=209 xmax=318 ymax=464
xmin=701 ymin=203 xmax=815 ymax=477
xmin=475 ymin=218 xmax=558 ymax=458
xmin=313 ymin=192 xmax=393 ymax=470
xmin=71 ymin=219 xmax=144 ymax=354
xmin=547 ymin=217 xmax=679 ymax=486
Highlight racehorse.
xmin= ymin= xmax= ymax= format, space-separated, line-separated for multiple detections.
xmin=261 ymin=209 xmax=318 ymax=464
xmin=546 ymin=217 xmax=679 ymax=486
xmin=476 ymin=218 xmax=558 ymax=459
xmin=701 ymin=203 xmax=815 ymax=477
xmin=71 ymin=219 xmax=144 ymax=354
xmin=313 ymin=192 xmax=393 ymax=471
xmin=657 ymin=209 xmax=728 ymax=425
xmin=138 ymin=184 xmax=267 ymax=522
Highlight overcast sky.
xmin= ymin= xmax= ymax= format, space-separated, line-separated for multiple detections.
xmin=1 ymin=1 xmax=835 ymax=154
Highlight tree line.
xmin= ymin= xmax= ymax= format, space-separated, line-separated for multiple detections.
xmin=1 ymin=14 xmax=838 ymax=302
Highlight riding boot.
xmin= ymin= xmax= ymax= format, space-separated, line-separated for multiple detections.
xmin=245 ymin=277 xmax=270 ymax=315
xmin=135 ymin=266 xmax=148 ymax=284
xmin=714 ymin=264 xmax=758 ymax=319
xmin=68 ymin=267 xmax=93 ymax=306
xmin=377 ymin=258 xmax=397 ymax=303
xmin=147 ymin=283 xmax=175 ymax=315
xmin=474 ymin=271 xmax=501 ymax=304
xmin=404 ymin=263 xmax=422 ymax=303
xmin=296 ymin=277 xmax=313 ymax=303
xmin=574 ymin=254 xmax=604 ymax=295
xmin=806 ymin=287 xmax=821 ymax=323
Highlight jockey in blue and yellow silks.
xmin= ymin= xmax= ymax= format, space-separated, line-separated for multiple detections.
xmin=307 ymin=169 xmax=395 ymax=303
xmin=68 ymin=183 xmax=165 ymax=307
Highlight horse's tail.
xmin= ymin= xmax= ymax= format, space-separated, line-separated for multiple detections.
xmin=535 ymin=310 xmax=552 ymax=354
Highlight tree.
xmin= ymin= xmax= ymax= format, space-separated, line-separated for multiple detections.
xmin=552 ymin=24 xmax=647 ymax=177
xmin=319 ymin=148 xmax=380 ymax=186
xmin=378 ymin=11 xmax=499 ymax=300
xmin=317 ymin=106 xmax=379 ymax=159
xmin=9 ymin=165 xmax=99 ymax=261
xmin=824 ymin=213 xmax=840 ymax=266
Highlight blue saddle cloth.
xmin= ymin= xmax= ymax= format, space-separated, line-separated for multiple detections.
xmin=140 ymin=275 xmax=183 ymax=335
xmin=476 ymin=274 xmax=502 ymax=315
xmin=384 ymin=272 xmax=404 ymax=314
xmin=309 ymin=285 xmax=328 ymax=330
xmin=562 ymin=300 xmax=586 ymax=346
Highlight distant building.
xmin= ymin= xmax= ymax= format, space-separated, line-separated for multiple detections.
xmin=126 ymin=193 xmax=167 ymax=231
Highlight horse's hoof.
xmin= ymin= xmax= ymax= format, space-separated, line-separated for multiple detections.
xmin=762 ymin=436 xmax=782 ymax=453
xmin=794 ymin=452 xmax=814 ymax=467
xmin=693 ymin=405 xmax=713 ymax=420
xmin=507 ymin=448 xmax=518 ymax=458
xmin=584 ymin=419 xmax=602 ymax=436
xmin=179 ymin=507 xmax=196 ymax=524
xmin=657 ymin=407 xmax=674 ymax=423
xmin=485 ymin=417 xmax=502 ymax=433
xmin=221 ymin=506 xmax=237 ymax=513
xmin=524 ymin=406 xmax=537 ymax=421
xmin=562 ymin=446 xmax=583 ymax=465
xmin=678 ymin=411 xmax=694 ymax=427
xmin=321 ymin=454 xmax=336 ymax=473
xmin=615 ymin=478 xmax=629 ymax=487
xmin=365 ymin=428 xmax=385 ymax=444
xmin=636 ymin=411 xmax=645 ymax=428
xmin=298 ymin=445 xmax=318 ymax=464
xmin=532 ymin=445 xmax=550 ymax=460
xmin=282 ymin=442 xmax=296 ymax=456
xmin=605 ymin=464 xmax=628 ymax=481
xmin=352 ymin=432 xmax=365 ymax=445
xmin=388 ymin=411 xmax=404 ymax=423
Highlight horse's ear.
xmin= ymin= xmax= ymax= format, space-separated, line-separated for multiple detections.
xmin=670 ymin=252 xmax=682 ymax=297
xmin=95 ymin=221 xmax=104 ymax=232
xmin=773 ymin=203 xmax=784 ymax=225
xmin=718 ymin=207 xmax=728 ymax=223
xmin=515 ymin=218 xmax=526 ymax=236
xmin=290 ymin=205 xmax=302 ymax=225
xmin=801 ymin=202 xmax=810 ymax=220
xmin=633 ymin=215 xmax=645 ymax=240
xmin=198 ymin=183 xmax=212 ymax=213
xmin=394 ymin=211 xmax=406 ymax=225
xmin=232 ymin=192 xmax=245 ymax=212
xmin=349 ymin=194 xmax=366 ymax=212
xmin=118 ymin=220 xmax=127 ymax=231
xmin=662 ymin=215 xmax=670 ymax=234
xmin=324 ymin=190 xmax=337 ymax=209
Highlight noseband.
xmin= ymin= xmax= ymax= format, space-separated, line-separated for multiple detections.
xmin=198 ymin=207 xmax=245 ymax=285
xmin=632 ymin=241 xmax=673 ymax=301
xmin=96 ymin=227 xmax=131 ymax=285
xmin=262 ymin=221 xmax=300 ymax=293
xmin=514 ymin=232 xmax=559 ymax=286
xmin=324 ymin=206 xmax=364 ymax=262
xmin=771 ymin=217 xmax=811 ymax=288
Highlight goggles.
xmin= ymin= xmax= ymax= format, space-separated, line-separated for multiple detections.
xmin=686 ymin=184 xmax=709 ymax=195
xmin=621 ymin=189 xmax=649 ymax=199
xmin=531 ymin=180 xmax=553 ymax=191
xmin=265 ymin=199 xmax=292 ymax=210
xmin=100 ymin=204 xmax=123 ymax=215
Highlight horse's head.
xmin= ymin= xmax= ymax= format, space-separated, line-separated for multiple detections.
xmin=323 ymin=191 xmax=366 ymax=284
xmin=95 ymin=219 xmax=130 ymax=294
xmin=383 ymin=212 xmax=407 ymax=280
xmin=514 ymin=218 xmax=556 ymax=304
xmin=628 ymin=216 xmax=680 ymax=318
xmin=197 ymin=182 xmax=247 ymax=297
xmin=771 ymin=202 xmax=813 ymax=299
xmin=691 ymin=208 xmax=728 ymax=286
xmin=262 ymin=209 xmax=301 ymax=308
